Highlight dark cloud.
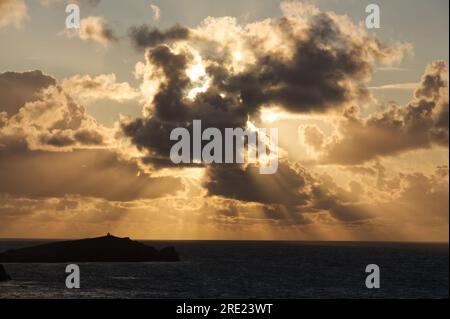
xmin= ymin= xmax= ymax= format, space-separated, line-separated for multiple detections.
xmin=415 ymin=60 xmax=448 ymax=100
xmin=129 ymin=24 xmax=190 ymax=50
xmin=219 ymin=14 xmax=373 ymax=113
xmin=73 ymin=129 xmax=104 ymax=145
xmin=121 ymin=45 xmax=247 ymax=166
xmin=204 ymin=162 xmax=372 ymax=222
xmin=311 ymin=190 xmax=371 ymax=222
xmin=204 ymin=163 xmax=310 ymax=206
xmin=39 ymin=131 xmax=76 ymax=147
xmin=0 ymin=70 xmax=56 ymax=115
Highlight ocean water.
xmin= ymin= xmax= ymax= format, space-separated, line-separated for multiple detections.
xmin=0 ymin=240 xmax=448 ymax=299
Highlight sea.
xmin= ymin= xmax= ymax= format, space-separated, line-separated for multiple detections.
xmin=0 ymin=240 xmax=448 ymax=299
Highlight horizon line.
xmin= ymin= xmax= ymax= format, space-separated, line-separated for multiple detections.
xmin=0 ymin=237 xmax=448 ymax=245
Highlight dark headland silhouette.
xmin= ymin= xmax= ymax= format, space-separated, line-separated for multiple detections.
xmin=0 ymin=234 xmax=179 ymax=263
xmin=0 ymin=264 xmax=11 ymax=281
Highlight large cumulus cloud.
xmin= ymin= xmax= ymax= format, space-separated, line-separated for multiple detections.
xmin=122 ymin=2 xmax=410 ymax=169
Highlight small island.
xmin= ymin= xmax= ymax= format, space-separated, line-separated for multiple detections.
xmin=0 ymin=234 xmax=179 ymax=263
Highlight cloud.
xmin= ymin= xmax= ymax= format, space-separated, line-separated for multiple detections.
xmin=61 ymin=74 xmax=140 ymax=103
xmin=398 ymin=170 xmax=449 ymax=223
xmin=204 ymin=161 xmax=373 ymax=223
xmin=121 ymin=44 xmax=249 ymax=167
xmin=122 ymin=2 xmax=410 ymax=169
xmin=204 ymin=163 xmax=311 ymax=206
xmin=369 ymin=82 xmax=418 ymax=90
xmin=301 ymin=125 xmax=325 ymax=152
xmin=66 ymin=16 xmax=117 ymax=46
xmin=414 ymin=61 xmax=448 ymax=100
xmin=0 ymin=0 xmax=27 ymax=28
xmin=312 ymin=61 xmax=448 ymax=164
xmin=370 ymin=165 xmax=449 ymax=232
xmin=310 ymin=180 xmax=372 ymax=222
xmin=1 ymin=1 xmax=446 ymax=241
xmin=193 ymin=10 xmax=410 ymax=114
xmin=73 ymin=129 xmax=105 ymax=145
xmin=118 ymin=2 xmax=418 ymax=229
xmin=0 ymin=148 xmax=183 ymax=201
xmin=0 ymin=75 xmax=111 ymax=151
xmin=0 ymin=68 xmax=184 ymax=202
xmin=0 ymin=70 xmax=56 ymax=115
xmin=262 ymin=205 xmax=313 ymax=226
xmin=129 ymin=24 xmax=190 ymax=49
xmin=150 ymin=4 xmax=161 ymax=21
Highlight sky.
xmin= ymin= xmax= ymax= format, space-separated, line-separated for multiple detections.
xmin=0 ymin=0 xmax=448 ymax=241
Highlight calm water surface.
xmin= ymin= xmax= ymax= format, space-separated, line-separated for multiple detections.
xmin=0 ymin=240 xmax=448 ymax=298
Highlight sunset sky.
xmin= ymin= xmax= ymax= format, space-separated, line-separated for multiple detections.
xmin=0 ymin=0 xmax=448 ymax=241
